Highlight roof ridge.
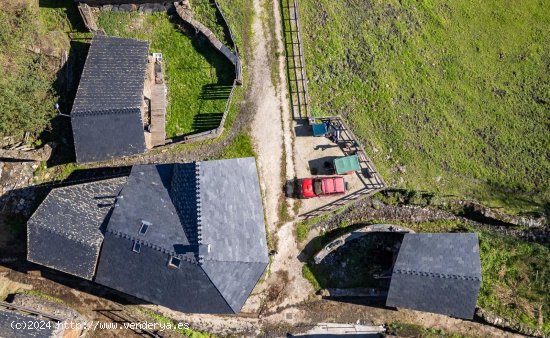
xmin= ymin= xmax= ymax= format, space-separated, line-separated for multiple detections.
xmin=195 ymin=162 xmax=205 ymax=264
xmin=201 ymin=258 xmax=270 ymax=264
xmin=393 ymin=268 xmax=481 ymax=281
xmin=72 ymin=108 xmax=142 ymax=117
xmin=106 ymin=229 xmax=198 ymax=264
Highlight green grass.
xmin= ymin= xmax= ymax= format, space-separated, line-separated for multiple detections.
xmin=298 ymin=0 xmax=550 ymax=214
xmin=189 ymin=0 xmax=229 ymax=47
xmin=296 ymin=220 xmax=313 ymax=243
xmin=19 ymin=290 xmax=64 ymax=304
xmin=97 ymin=12 xmax=234 ymax=138
xmin=302 ymin=264 xmax=321 ymax=291
xmin=478 ymin=231 xmax=549 ymax=333
xmin=295 ymin=205 xmax=349 ymax=242
xmin=218 ymin=130 xmax=255 ymax=158
xmin=140 ymin=308 xmax=213 ymax=338
xmin=387 ymin=322 xmax=474 ymax=338
xmin=0 ymin=1 xmax=67 ymax=141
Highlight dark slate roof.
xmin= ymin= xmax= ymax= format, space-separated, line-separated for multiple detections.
xmin=105 ymin=164 xmax=196 ymax=262
xmin=95 ymin=157 xmax=268 ymax=313
xmin=386 ymin=233 xmax=482 ymax=319
xmin=0 ymin=309 xmax=62 ymax=338
xmin=198 ymin=158 xmax=269 ymax=264
xmin=72 ymin=35 xmax=149 ymax=112
xmin=94 ymin=232 xmax=234 ymax=313
xmin=28 ymin=177 xmax=127 ymax=246
xmin=27 ymin=177 xmax=126 ymax=279
xmin=71 ymin=35 xmax=149 ymax=163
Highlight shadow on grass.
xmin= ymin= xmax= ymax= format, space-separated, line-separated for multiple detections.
xmin=38 ymin=40 xmax=90 ymax=167
xmin=168 ymin=16 xmax=235 ymax=137
xmin=38 ymin=0 xmax=89 ymax=33
xmin=36 ymin=0 xmax=91 ymax=167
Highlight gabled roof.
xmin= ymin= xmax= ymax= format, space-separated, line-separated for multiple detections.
xmin=27 ymin=177 xmax=127 ymax=279
xmin=28 ymin=177 xmax=127 ymax=246
xmin=72 ymin=35 xmax=149 ymax=113
xmin=386 ymin=233 xmax=482 ymax=319
xmin=27 ymin=158 xmax=268 ymax=313
xmin=95 ymin=157 xmax=268 ymax=313
xmin=71 ymin=35 xmax=149 ymax=163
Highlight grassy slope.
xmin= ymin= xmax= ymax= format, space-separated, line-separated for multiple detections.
xmin=299 ymin=0 xmax=550 ymax=213
xmin=98 ymin=12 xmax=233 ymax=138
xmin=0 ymin=0 xmax=75 ymax=141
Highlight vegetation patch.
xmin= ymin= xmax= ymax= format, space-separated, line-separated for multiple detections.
xmin=140 ymin=308 xmax=213 ymax=338
xmin=308 ymin=232 xmax=403 ymax=289
xmin=299 ymin=0 xmax=550 ymax=213
xmin=0 ymin=0 xmax=88 ymax=142
xmin=302 ymin=264 xmax=321 ymax=292
xmin=19 ymin=289 xmax=64 ymax=304
xmin=97 ymin=12 xmax=234 ymax=138
xmin=387 ymin=322 xmax=474 ymax=338
xmin=218 ymin=131 xmax=255 ymax=158
xmin=189 ymin=0 xmax=230 ymax=48
xmin=477 ymin=231 xmax=549 ymax=333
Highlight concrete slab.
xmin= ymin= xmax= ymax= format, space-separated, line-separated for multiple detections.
xmin=293 ymin=121 xmax=370 ymax=215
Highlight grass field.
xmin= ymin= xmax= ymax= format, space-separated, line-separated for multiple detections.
xmin=98 ymin=12 xmax=234 ymax=138
xmin=298 ymin=0 xmax=550 ymax=214
xmin=0 ymin=0 xmax=86 ymax=142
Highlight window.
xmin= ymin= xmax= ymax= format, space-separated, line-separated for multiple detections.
xmin=168 ymin=257 xmax=181 ymax=269
xmin=132 ymin=241 xmax=141 ymax=253
xmin=139 ymin=221 xmax=151 ymax=235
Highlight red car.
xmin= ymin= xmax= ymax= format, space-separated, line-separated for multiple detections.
xmin=287 ymin=177 xmax=347 ymax=198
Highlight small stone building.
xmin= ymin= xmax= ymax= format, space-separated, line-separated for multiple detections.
xmin=386 ymin=233 xmax=482 ymax=319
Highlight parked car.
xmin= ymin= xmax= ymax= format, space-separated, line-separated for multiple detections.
xmin=286 ymin=176 xmax=348 ymax=198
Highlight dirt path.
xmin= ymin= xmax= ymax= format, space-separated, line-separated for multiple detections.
xmin=249 ymin=0 xmax=284 ymax=231
xmin=243 ymin=0 xmax=313 ymax=313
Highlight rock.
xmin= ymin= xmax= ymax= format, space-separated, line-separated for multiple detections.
xmin=397 ymin=165 xmax=406 ymax=173
xmin=370 ymin=199 xmax=384 ymax=210
xmin=118 ymin=4 xmax=136 ymax=12
xmin=152 ymin=3 xmax=167 ymax=12
xmin=101 ymin=5 xmax=112 ymax=11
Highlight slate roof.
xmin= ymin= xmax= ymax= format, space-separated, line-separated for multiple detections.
xmin=94 ymin=157 xmax=269 ymax=313
xmin=386 ymin=233 xmax=482 ymax=319
xmin=28 ymin=177 xmax=127 ymax=246
xmin=71 ymin=34 xmax=149 ymax=163
xmin=0 ymin=309 xmax=62 ymax=338
xmin=27 ymin=177 xmax=127 ymax=279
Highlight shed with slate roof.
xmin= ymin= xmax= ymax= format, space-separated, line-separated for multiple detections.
xmin=27 ymin=157 xmax=268 ymax=314
xmin=386 ymin=233 xmax=482 ymax=319
xmin=71 ymin=34 xmax=149 ymax=163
